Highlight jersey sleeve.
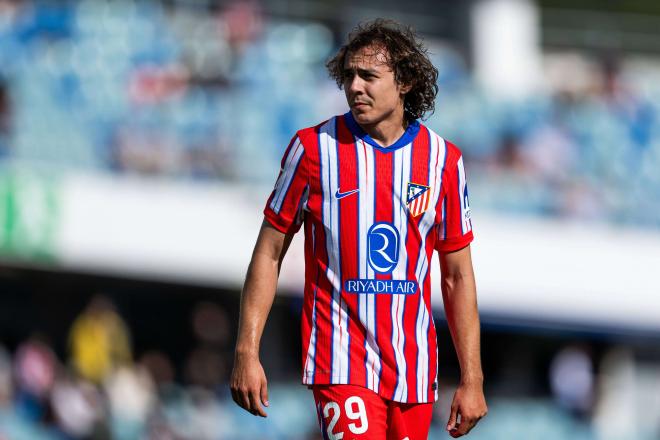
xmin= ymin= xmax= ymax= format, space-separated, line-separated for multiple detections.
xmin=435 ymin=149 xmax=474 ymax=253
xmin=263 ymin=134 xmax=309 ymax=235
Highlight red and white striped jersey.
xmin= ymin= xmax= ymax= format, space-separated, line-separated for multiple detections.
xmin=264 ymin=112 xmax=474 ymax=403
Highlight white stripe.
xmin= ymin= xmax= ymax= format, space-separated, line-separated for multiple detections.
xmin=417 ymin=299 xmax=430 ymax=401
xmin=270 ymin=138 xmax=303 ymax=213
xmin=457 ymin=156 xmax=471 ymax=233
xmin=391 ymin=144 xmax=412 ymax=401
xmin=414 ymin=133 xmax=447 ymax=402
xmin=304 ymin=223 xmax=318 ymax=382
xmin=413 ymin=194 xmax=422 ymax=216
xmin=320 ymin=118 xmax=350 ymax=383
xmin=356 ymin=137 xmax=380 ymax=392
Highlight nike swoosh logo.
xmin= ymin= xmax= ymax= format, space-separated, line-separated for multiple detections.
xmin=335 ymin=188 xmax=359 ymax=199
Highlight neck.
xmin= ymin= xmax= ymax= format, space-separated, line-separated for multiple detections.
xmin=359 ymin=107 xmax=408 ymax=147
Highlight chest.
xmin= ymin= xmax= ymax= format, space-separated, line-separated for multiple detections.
xmin=305 ymin=140 xmax=446 ymax=226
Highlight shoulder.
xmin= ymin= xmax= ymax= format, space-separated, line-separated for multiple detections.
xmin=295 ymin=115 xmax=343 ymax=147
xmin=421 ymin=124 xmax=463 ymax=167
xmin=444 ymin=139 xmax=463 ymax=167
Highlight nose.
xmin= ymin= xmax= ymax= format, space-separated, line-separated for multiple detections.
xmin=347 ymin=73 xmax=364 ymax=96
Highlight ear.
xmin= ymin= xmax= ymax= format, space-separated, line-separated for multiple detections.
xmin=399 ymin=82 xmax=412 ymax=95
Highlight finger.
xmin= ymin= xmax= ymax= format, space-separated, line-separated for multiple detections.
xmin=446 ymin=405 xmax=458 ymax=431
xmin=260 ymin=380 xmax=269 ymax=407
xmin=450 ymin=425 xmax=463 ymax=438
xmin=249 ymin=390 xmax=268 ymax=417
xmin=456 ymin=417 xmax=476 ymax=436
xmin=231 ymin=386 xmax=246 ymax=409
xmin=237 ymin=388 xmax=252 ymax=412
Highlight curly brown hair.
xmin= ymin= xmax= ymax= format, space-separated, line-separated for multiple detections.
xmin=326 ymin=19 xmax=438 ymax=122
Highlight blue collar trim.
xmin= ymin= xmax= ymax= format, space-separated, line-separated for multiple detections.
xmin=343 ymin=111 xmax=420 ymax=152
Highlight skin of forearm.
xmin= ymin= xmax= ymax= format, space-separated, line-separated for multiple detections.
xmin=235 ymin=224 xmax=289 ymax=358
xmin=441 ymin=269 xmax=483 ymax=385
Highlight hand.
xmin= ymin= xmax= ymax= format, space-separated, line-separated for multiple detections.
xmin=446 ymin=381 xmax=487 ymax=437
xmin=230 ymin=351 xmax=269 ymax=417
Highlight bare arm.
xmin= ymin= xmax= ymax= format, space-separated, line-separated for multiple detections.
xmin=230 ymin=219 xmax=293 ymax=417
xmin=440 ymin=244 xmax=487 ymax=437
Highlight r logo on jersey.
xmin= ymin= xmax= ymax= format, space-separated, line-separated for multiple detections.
xmin=367 ymin=222 xmax=399 ymax=274
xmin=406 ymin=182 xmax=431 ymax=217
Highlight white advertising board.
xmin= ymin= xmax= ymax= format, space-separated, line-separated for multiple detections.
xmin=2 ymin=171 xmax=659 ymax=332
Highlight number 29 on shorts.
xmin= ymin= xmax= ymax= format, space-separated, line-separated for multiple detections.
xmin=320 ymin=395 xmax=369 ymax=439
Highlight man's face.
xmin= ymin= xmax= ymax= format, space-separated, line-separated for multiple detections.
xmin=343 ymin=45 xmax=409 ymax=126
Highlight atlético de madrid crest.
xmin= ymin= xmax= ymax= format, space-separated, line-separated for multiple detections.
xmin=406 ymin=182 xmax=431 ymax=217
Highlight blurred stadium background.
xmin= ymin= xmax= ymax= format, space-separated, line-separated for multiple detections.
xmin=0 ymin=0 xmax=659 ymax=438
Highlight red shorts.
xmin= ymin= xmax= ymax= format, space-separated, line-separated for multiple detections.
xmin=311 ymin=384 xmax=433 ymax=440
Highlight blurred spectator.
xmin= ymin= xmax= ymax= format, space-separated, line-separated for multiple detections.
xmin=50 ymin=369 xmax=108 ymax=439
xmin=112 ymin=125 xmax=177 ymax=176
xmin=139 ymin=350 xmax=175 ymax=389
xmin=186 ymin=387 xmax=224 ymax=440
xmin=184 ymin=139 xmax=235 ymax=180
xmin=0 ymin=0 xmax=27 ymax=34
xmin=221 ymin=0 xmax=263 ymax=55
xmin=128 ymin=64 xmax=189 ymax=106
xmin=519 ymin=115 xmax=576 ymax=185
xmin=104 ymin=364 xmax=156 ymax=440
xmin=183 ymin=347 xmax=225 ymax=391
xmin=593 ymin=347 xmax=637 ymax=440
xmin=0 ymin=77 xmax=10 ymax=157
xmin=184 ymin=301 xmax=232 ymax=390
xmin=0 ymin=345 xmax=12 ymax=408
xmin=549 ymin=345 xmax=595 ymax=419
xmin=191 ymin=301 xmax=230 ymax=347
xmin=13 ymin=335 xmax=57 ymax=422
xmin=495 ymin=132 xmax=528 ymax=173
xmin=68 ymin=295 xmax=132 ymax=384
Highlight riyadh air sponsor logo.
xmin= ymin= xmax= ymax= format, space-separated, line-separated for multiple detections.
xmin=344 ymin=279 xmax=418 ymax=295
xmin=367 ymin=222 xmax=399 ymax=274
xmin=344 ymin=223 xmax=418 ymax=295
xmin=335 ymin=188 xmax=359 ymax=199
xmin=406 ymin=182 xmax=431 ymax=217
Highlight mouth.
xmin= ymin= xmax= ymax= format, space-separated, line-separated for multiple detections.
xmin=352 ymin=102 xmax=368 ymax=109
